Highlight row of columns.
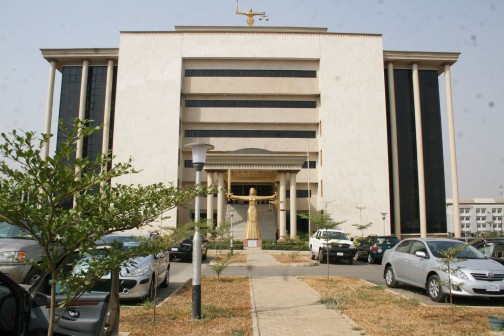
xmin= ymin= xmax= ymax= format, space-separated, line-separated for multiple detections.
xmin=387 ymin=63 xmax=460 ymax=238
xmin=42 ymin=59 xmax=116 ymax=172
xmin=205 ymin=170 xmax=298 ymax=240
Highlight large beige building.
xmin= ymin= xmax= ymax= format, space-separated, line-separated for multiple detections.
xmin=41 ymin=26 xmax=461 ymax=240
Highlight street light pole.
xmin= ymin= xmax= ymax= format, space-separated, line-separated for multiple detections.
xmin=185 ymin=140 xmax=214 ymax=320
xmin=230 ymin=212 xmax=234 ymax=256
xmin=381 ymin=212 xmax=387 ymax=235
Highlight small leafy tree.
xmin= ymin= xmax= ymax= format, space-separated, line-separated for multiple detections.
xmin=299 ymin=202 xmax=345 ymax=279
xmin=352 ymin=222 xmax=373 ymax=237
xmin=208 ymin=252 xmax=231 ymax=280
xmin=435 ymin=243 xmax=468 ymax=306
xmin=0 ymin=120 xmax=204 ymax=335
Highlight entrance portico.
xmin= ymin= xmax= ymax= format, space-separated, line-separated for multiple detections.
xmin=204 ymin=148 xmax=305 ymax=241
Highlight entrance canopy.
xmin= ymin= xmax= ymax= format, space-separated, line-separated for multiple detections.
xmin=205 ymin=148 xmax=306 ymax=171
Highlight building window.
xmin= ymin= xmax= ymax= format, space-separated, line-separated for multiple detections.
xmin=184 ymin=160 xmax=193 ymax=168
xmin=185 ymin=130 xmax=316 ymax=138
xmin=185 ymin=69 xmax=317 ymax=78
xmin=185 ymin=100 xmax=317 ymax=108
xmin=302 ymin=161 xmax=317 ymax=169
xmin=286 ymin=190 xmax=311 ymax=198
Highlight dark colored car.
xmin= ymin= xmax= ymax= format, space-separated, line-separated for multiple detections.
xmin=473 ymin=238 xmax=504 ymax=266
xmin=170 ymin=237 xmax=208 ymax=261
xmin=356 ymin=235 xmax=400 ymax=264
xmin=0 ymin=267 xmax=119 ymax=336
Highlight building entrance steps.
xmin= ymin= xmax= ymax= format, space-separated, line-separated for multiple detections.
xmin=250 ymin=276 xmax=365 ymax=336
xmin=227 ymin=203 xmax=277 ymax=241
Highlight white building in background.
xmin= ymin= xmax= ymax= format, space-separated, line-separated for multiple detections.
xmin=40 ymin=26 xmax=461 ymax=240
xmin=447 ymin=198 xmax=504 ymax=237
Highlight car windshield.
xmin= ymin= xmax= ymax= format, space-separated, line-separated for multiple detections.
xmin=376 ymin=237 xmax=399 ymax=245
xmin=97 ymin=235 xmax=142 ymax=249
xmin=0 ymin=222 xmax=34 ymax=239
xmin=320 ymin=231 xmax=348 ymax=240
xmin=427 ymin=240 xmax=486 ymax=259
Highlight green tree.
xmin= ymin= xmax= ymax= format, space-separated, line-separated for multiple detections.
xmin=352 ymin=222 xmax=373 ymax=237
xmin=0 ymin=120 xmax=203 ymax=335
xmin=300 ymin=202 xmax=345 ymax=279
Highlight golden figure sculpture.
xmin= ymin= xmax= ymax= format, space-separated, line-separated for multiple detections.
xmin=235 ymin=0 xmax=268 ymax=27
xmin=227 ymin=187 xmax=277 ymax=240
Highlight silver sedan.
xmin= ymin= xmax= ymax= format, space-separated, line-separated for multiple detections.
xmin=382 ymin=238 xmax=504 ymax=302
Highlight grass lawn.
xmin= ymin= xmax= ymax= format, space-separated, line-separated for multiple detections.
xmin=302 ymin=276 xmax=504 ymax=336
xmin=120 ymin=276 xmax=252 ymax=336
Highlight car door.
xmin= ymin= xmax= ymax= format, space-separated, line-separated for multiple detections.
xmin=402 ymin=240 xmax=430 ymax=287
xmin=0 ymin=271 xmax=30 ymax=336
xmin=29 ymin=269 xmax=120 ymax=336
xmin=390 ymin=240 xmax=414 ymax=281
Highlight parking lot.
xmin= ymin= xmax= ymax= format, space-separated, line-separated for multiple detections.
xmin=153 ymin=253 xmax=504 ymax=308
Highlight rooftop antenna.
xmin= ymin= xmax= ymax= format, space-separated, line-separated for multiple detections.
xmin=235 ymin=0 xmax=269 ymax=27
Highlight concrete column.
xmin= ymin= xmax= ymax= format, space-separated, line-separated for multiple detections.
xmin=75 ymin=60 xmax=89 ymax=168
xmin=217 ymin=172 xmax=225 ymax=227
xmin=412 ymin=64 xmax=427 ymax=237
xmin=387 ymin=63 xmax=402 ymax=239
xmin=101 ymin=60 xmax=114 ymax=172
xmin=445 ymin=64 xmax=461 ymax=237
xmin=289 ymin=172 xmax=297 ymax=238
xmin=42 ymin=61 xmax=57 ymax=160
xmin=206 ymin=171 xmax=215 ymax=226
xmin=279 ymin=172 xmax=287 ymax=239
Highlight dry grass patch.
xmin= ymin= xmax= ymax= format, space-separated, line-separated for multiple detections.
xmin=302 ymin=276 xmax=504 ymax=336
xmin=209 ymin=251 xmax=247 ymax=264
xmin=273 ymin=251 xmax=311 ymax=264
xmin=120 ymin=276 xmax=252 ymax=336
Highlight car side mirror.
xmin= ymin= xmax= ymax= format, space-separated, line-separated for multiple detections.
xmin=350 ymin=238 xmax=354 ymax=241
xmin=415 ymin=250 xmax=427 ymax=258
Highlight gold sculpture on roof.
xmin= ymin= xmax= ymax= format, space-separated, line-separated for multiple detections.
xmin=235 ymin=0 xmax=268 ymax=27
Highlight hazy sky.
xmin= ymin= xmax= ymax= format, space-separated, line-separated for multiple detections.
xmin=0 ymin=0 xmax=502 ymax=198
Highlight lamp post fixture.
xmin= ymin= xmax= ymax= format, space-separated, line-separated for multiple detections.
xmin=381 ymin=212 xmax=387 ymax=235
xmin=230 ymin=211 xmax=234 ymax=256
xmin=487 ymin=212 xmax=495 ymax=233
xmin=185 ymin=140 xmax=214 ymax=320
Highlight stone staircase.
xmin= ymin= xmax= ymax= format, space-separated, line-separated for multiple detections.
xmin=226 ymin=203 xmax=277 ymax=241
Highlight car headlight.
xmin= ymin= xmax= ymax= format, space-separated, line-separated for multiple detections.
xmin=123 ymin=265 xmax=150 ymax=277
xmin=0 ymin=251 xmax=27 ymax=263
xmin=450 ymin=269 xmax=468 ymax=280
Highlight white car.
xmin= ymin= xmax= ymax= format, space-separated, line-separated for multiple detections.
xmin=309 ymin=229 xmax=356 ymax=264
xmin=382 ymin=238 xmax=504 ymax=302
xmin=96 ymin=233 xmax=170 ymax=301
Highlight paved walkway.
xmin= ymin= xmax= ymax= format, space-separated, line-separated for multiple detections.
xmin=242 ymin=249 xmax=365 ymax=336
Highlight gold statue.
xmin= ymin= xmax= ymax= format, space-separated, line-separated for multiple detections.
xmin=227 ymin=187 xmax=277 ymax=240
xmin=235 ymin=0 xmax=268 ymax=27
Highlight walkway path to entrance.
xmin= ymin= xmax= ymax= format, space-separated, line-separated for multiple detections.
xmin=243 ymin=249 xmax=365 ymax=336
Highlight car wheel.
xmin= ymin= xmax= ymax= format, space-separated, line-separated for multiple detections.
xmin=24 ymin=267 xmax=44 ymax=285
xmin=368 ymin=254 xmax=375 ymax=264
xmin=318 ymin=249 xmax=325 ymax=263
xmin=202 ymin=251 xmax=207 ymax=261
xmin=347 ymin=257 xmax=354 ymax=265
xmin=385 ymin=266 xmax=398 ymax=288
xmin=427 ymin=274 xmax=446 ymax=302
xmin=160 ymin=268 xmax=169 ymax=288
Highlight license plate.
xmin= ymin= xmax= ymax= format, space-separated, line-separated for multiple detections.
xmin=486 ymin=284 xmax=500 ymax=292
xmin=171 ymin=247 xmax=179 ymax=252
xmin=337 ymin=252 xmax=343 ymax=256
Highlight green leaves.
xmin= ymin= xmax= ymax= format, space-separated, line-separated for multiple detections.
xmin=0 ymin=119 xmax=206 ymax=331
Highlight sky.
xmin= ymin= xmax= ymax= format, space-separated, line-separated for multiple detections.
xmin=0 ymin=0 xmax=502 ymax=199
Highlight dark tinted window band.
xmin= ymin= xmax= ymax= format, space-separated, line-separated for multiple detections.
xmin=185 ymin=130 xmax=316 ymax=138
xmin=185 ymin=69 xmax=316 ymax=78
xmin=185 ymin=100 xmax=316 ymax=108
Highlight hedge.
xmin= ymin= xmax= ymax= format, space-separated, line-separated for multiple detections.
xmin=262 ymin=240 xmax=308 ymax=251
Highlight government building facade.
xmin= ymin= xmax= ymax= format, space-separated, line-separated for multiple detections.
xmin=40 ymin=26 xmax=461 ymax=240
